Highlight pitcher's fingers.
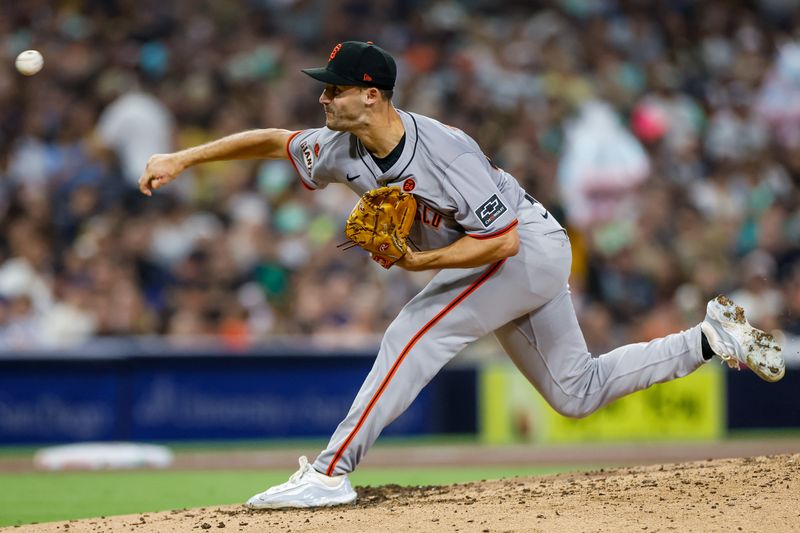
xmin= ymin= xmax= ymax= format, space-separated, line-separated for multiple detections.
xmin=139 ymin=176 xmax=153 ymax=196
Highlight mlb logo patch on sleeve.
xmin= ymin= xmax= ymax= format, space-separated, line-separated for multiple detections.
xmin=475 ymin=194 xmax=507 ymax=227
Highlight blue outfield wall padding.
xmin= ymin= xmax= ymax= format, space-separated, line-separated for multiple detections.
xmin=726 ymin=368 xmax=800 ymax=430
xmin=0 ymin=351 xmax=477 ymax=445
xmin=0 ymin=359 xmax=123 ymax=442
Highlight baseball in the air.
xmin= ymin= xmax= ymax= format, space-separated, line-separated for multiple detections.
xmin=15 ymin=50 xmax=44 ymax=76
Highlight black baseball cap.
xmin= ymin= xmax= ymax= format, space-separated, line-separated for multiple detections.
xmin=302 ymin=41 xmax=396 ymax=91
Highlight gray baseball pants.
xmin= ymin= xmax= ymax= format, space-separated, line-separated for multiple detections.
xmin=313 ymin=225 xmax=706 ymax=476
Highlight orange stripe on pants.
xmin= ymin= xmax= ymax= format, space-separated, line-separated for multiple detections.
xmin=325 ymin=259 xmax=506 ymax=476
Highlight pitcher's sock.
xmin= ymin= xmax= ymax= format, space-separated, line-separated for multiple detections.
xmin=701 ymin=331 xmax=714 ymax=361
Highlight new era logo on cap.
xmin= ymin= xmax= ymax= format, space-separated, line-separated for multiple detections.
xmin=302 ymin=41 xmax=396 ymax=90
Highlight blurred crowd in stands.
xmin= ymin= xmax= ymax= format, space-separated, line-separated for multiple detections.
xmin=2 ymin=0 xmax=800 ymax=354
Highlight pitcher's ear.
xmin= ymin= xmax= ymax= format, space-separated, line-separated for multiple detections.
xmin=363 ymin=86 xmax=382 ymax=103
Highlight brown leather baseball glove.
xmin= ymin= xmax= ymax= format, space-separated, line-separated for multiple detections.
xmin=344 ymin=186 xmax=417 ymax=268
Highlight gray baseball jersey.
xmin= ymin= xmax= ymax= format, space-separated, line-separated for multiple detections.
xmin=287 ymin=110 xmax=706 ymax=476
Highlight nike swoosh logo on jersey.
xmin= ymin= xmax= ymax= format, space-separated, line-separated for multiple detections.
xmin=525 ymin=193 xmax=549 ymax=219
xmin=346 ymin=173 xmax=361 ymax=182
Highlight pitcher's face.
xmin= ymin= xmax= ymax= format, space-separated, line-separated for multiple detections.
xmin=319 ymin=85 xmax=367 ymax=131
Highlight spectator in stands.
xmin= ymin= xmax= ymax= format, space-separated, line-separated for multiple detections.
xmin=0 ymin=0 xmax=798 ymax=355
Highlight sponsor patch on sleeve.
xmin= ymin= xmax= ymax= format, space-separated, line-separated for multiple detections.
xmin=475 ymin=194 xmax=507 ymax=227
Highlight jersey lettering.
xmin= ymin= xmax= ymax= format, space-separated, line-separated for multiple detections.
xmin=286 ymin=111 xmax=558 ymax=249
xmin=300 ymin=141 xmax=314 ymax=173
xmin=476 ymin=194 xmax=507 ymax=227
xmin=416 ymin=205 xmax=441 ymax=229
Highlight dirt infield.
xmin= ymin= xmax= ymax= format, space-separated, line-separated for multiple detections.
xmin=9 ymin=453 xmax=800 ymax=532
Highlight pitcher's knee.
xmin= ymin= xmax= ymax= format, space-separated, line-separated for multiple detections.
xmin=546 ymin=396 xmax=602 ymax=419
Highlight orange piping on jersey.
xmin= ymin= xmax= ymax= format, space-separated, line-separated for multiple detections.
xmin=325 ymin=258 xmax=506 ymax=476
xmin=285 ymin=130 xmax=315 ymax=191
xmin=468 ymin=219 xmax=518 ymax=240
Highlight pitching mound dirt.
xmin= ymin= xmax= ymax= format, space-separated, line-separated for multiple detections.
xmin=10 ymin=454 xmax=800 ymax=532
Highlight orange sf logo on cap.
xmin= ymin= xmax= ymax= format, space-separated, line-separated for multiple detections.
xmin=329 ymin=43 xmax=342 ymax=61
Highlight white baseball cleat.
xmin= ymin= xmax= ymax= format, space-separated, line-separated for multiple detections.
xmin=245 ymin=456 xmax=357 ymax=509
xmin=701 ymin=295 xmax=785 ymax=382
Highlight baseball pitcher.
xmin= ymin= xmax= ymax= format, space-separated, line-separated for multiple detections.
xmin=139 ymin=41 xmax=785 ymax=509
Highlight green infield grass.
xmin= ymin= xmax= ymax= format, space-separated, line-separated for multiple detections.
xmin=0 ymin=465 xmax=580 ymax=527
